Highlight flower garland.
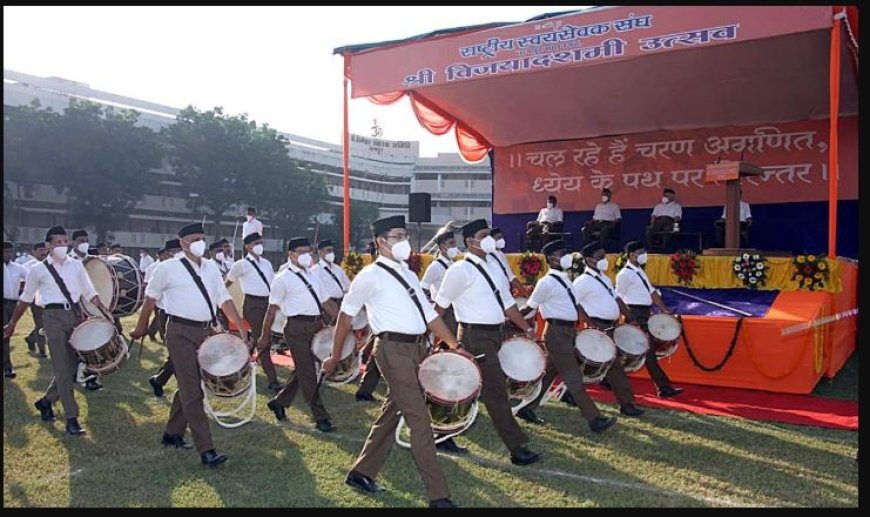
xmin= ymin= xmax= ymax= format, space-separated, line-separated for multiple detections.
xmin=733 ymin=251 xmax=767 ymax=289
xmin=613 ymin=252 xmax=629 ymax=273
xmin=341 ymin=250 xmax=364 ymax=280
xmin=792 ymin=254 xmax=829 ymax=291
xmin=669 ymin=249 xmax=699 ymax=286
xmin=519 ymin=251 xmax=544 ymax=285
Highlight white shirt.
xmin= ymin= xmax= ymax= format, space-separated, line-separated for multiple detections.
xmin=651 ymin=201 xmax=683 ymax=219
xmin=68 ymin=250 xmax=87 ymax=262
xmin=313 ymin=261 xmax=351 ymax=300
xmin=277 ymin=259 xmax=291 ymax=273
xmin=526 ymin=270 xmax=579 ymax=322
xmin=19 ymin=255 xmax=97 ymax=306
xmin=436 ymin=253 xmax=516 ymax=325
xmin=144 ymin=256 xmax=231 ymax=322
xmin=143 ymin=260 xmax=163 ymax=308
xmin=15 ymin=253 xmax=32 ymax=265
xmin=488 ymin=250 xmax=516 ymax=283
xmin=537 ymin=206 xmax=563 ymax=223
xmin=573 ymin=266 xmax=620 ymax=321
xmin=4 ymin=260 xmax=28 ymax=301
xmin=593 ymin=202 xmax=622 ymax=222
xmin=139 ymin=254 xmax=155 ymax=272
xmin=722 ymin=200 xmax=752 ymax=222
xmin=340 ymin=256 xmax=437 ymax=335
xmin=420 ymin=255 xmax=453 ymax=300
xmin=615 ymin=262 xmax=659 ymax=307
xmin=269 ymin=263 xmax=324 ymax=317
xmin=22 ymin=258 xmax=44 ymax=306
xmin=227 ymin=254 xmax=274 ymax=297
xmin=242 ymin=217 xmax=263 ymax=239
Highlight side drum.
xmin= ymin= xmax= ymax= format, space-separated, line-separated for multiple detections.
xmin=613 ymin=324 xmax=650 ymax=373
xmin=69 ymin=318 xmax=128 ymax=375
xmin=498 ymin=336 xmax=546 ymax=401
xmin=198 ymin=333 xmax=252 ymax=398
xmin=310 ymin=326 xmax=359 ymax=383
xmin=573 ymin=328 xmax=616 ymax=383
xmin=647 ymin=313 xmax=682 ymax=359
xmin=417 ymin=350 xmax=482 ymax=434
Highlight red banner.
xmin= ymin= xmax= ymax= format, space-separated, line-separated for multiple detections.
xmin=493 ymin=117 xmax=857 ymax=214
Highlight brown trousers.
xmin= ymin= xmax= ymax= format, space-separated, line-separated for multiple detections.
xmin=352 ymin=337 xmax=449 ymax=501
xmin=628 ymin=305 xmax=672 ymax=388
xmin=357 ymin=332 xmax=381 ymax=395
xmin=457 ymin=325 xmax=528 ymax=454
xmin=3 ymin=300 xmax=17 ymax=369
xmin=526 ymin=323 xmax=602 ymax=421
xmin=163 ymin=319 xmax=214 ymax=454
xmin=152 ymin=308 xmax=175 ymax=386
xmin=27 ymin=304 xmax=47 ymax=354
xmin=589 ymin=318 xmax=635 ymax=405
xmin=42 ymin=308 xmax=82 ymax=419
xmin=243 ymin=295 xmax=277 ymax=384
xmin=273 ymin=317 xmax=329 ymax=422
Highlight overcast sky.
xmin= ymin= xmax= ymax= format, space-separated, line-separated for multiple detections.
xmin=4 ymin=6 xmax=585 ymax=157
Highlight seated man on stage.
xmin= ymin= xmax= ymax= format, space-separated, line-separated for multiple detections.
xmin=714 ymin=192 xmax=752 ymax=248
xmin=645 ymin=187 xmax=682 ymax=253
xmin=581 ymin=188 xmax=621 ymax=249
xmin=526 ymin=195 xmax=563 ymax=251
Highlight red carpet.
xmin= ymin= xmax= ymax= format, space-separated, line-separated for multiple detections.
xmin=578 ymin=378 xmax=858 ymax=431
xmin=259 ymin=353 xmax=857 ymax=431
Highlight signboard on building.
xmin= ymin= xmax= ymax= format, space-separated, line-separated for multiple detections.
xmin=349 ymin=133 xmax=419 ymax=164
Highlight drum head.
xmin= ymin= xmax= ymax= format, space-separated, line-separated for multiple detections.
xmin=575 ymin=329 xmax=616 ymax=363
xmin=418 ymin=352 xmax=481 ymax=403
xmin=310 ymin=326 xmax=356 ymax=362
xmin=83 ymin=257 xmax=114 ymax=308
xmin=498 ymin=337 xmax=546 ymax=382
xmin=198 ymin=334 xmax=249 ymax=376
xmin=648 ymin=314 xmax=681 ymax=341
xmin=69 ymin=319 xmax=116 ymax=351
xmin=613 ymin=325 xmax=649 ymax=355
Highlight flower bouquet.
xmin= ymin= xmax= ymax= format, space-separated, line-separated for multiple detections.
xmin=341 ymin=250 xmax=364 ymax=280
xmin=669 ymin=249 xmax=699 ymax=286
xmin=733 ymin=251 xmax=767 ymax=289
xmin=519 ymin=250 xmax=544 ymax=286
xmin=792 ymin=254 xmax=829 ymax=291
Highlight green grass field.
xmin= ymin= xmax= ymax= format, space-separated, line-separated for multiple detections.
xmin=3 ymin=315 xmax=859 ymax=507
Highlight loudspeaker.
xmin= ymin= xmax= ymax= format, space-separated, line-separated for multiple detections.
xmin=408 ymin=193 xmax=431 ymax=223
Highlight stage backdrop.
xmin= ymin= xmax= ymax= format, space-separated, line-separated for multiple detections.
xmin=492 ymin=117 xmax=858 ymax=256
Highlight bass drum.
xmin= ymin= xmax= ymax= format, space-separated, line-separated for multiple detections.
xmin=81 ymin=254 xmax=143 ymax=317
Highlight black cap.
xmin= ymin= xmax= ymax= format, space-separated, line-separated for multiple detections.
xmin=71 ymin=229 xmax=88 ymax=240
xmin=371 ymin=215 xmax=406 ymax=236
xmin=111 ymin=244 xmax=122 ymax=250
xmin=45 ymin=225 xmax=66 ymax=242
xmin=96 ymin=242 xmax=107 ymax=248
xmin=317 ymin=239 xmax=333 ymax=250
xmin=87 ymin=248 xmax=100 ymax=256
xmin=243 ymin=233 xmax=261 ymax=245
xmin=287 ymin=237 xmax=310 ymax=251
xmin=247 ymin=206 xmax=256 ymax=213
xmin=542 ymin=239 xmax=568 ymax=257
xmin=177 ymin=222 xmax=204 ymax=238
xmin=164 ymin=239 xmax=180 ymax=250
xmin=3 ymin=241 xmax=13 ymax=250
xmin=663 ymin=187 xmax=675 ymax=195
xmin=208 ymin=241 xmax=223 ymax=251
xmin=625 ymin=241 xmax=644 ymax=254
xmin=461 ymin=219 xmax=489 ymax=239
xmin=157 ymin=247 xmax=167 ymax=254
xmin=434 ymin=231 xmax=454 ymax=245
xmin=581 ymin=241 xmax=604 ymax=258
xmin=490 ymin=227 xmax=503 ymax=237
xmin=33 ymin=242 xmax=47 ymax=251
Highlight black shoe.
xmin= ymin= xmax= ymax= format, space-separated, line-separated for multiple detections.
xmin=267 ymin=381 xmax=283 ymax=393
xmin=429 ymin=498 xmax=459 ymax=508
xmin=619 ymin=403 xmax=645 ymax=417
xmin=355 ymin=391 xmax=376 ymax=402
xmin=65 ymin=418 xmax=86 ymax=435
xmin=161 ymin=433 xmax=193 ymax=449
xmin=599 ymin=378 xmax=612 ymax=390
xmin=25 ymin=335 xmax=36 ymax=352
xmin=39 ymin=352 xmax=48 ymax=358
xmin=589 ymin=416 xmax=617 ymax=433
xmin=435 ymin=437 xmax=468 ymax=455
xmin=658 ymin=385 xmax=684 ymax=398
xmin=516 ymin=407 xmax=545 ymax=425
xmin=34 ymin=398 xmax=55 ymax=422
xmin=84 ymin=379 xmax=103 ymax=391
xmin=148 ymin=376 xmax=164 ymax=398
xmin=510 ymin=447 xmax=541 ymax=466
xmin=4 ymin=368 xmax=16 ymax=378
xmin=201 ymin=449 xmax=227 ymax=467
xmin=316 ymin=418 xmax=336 ymax=433
xmin=561 ymin=392 xmax=577 ymax=407
xmin=345 ymin=470 xmax=382 ymax=493
xmin=148 ymin=332 xmax=157 ymax=342
xmin=267 ymin=399 xmax=286 ymax=421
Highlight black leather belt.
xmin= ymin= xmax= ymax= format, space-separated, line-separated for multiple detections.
xmin=244 ymin=294 xmax=269 ymax=301
xmin=288 ymin=314 xmax=321 ymax=322
xmin=590 ymin=317 xmax=616 ymax=327
xmin=376 ymin=332 xmax=426 ymax=344
xmin=546 ymin=318 xmax=576 ymax=327
xmin=459 ymin=322 xmax=504 ymax=331
xmin=167 ymin=315 xmax=211 ymax=328
xmin=627 ymin=304 xmax=652 ymax=310
xmin=44 ymin=302 xmax=74 ymax=310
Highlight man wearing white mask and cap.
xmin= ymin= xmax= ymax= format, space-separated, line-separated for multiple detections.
xmin=313 ymin=239 xmax=350 ymax=326
xmin=68 ymin=229 xmax=91 ymax=261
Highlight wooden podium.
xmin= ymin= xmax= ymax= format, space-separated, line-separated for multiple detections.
xmin=703 ymin=161 xmax=764 ymax=255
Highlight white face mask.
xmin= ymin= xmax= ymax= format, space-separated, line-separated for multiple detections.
xmin=51 ymin=245 xmax=67 ymax=260
xmin=77 ymin=242 xmax=89 ymax=254
xmin=188 ymin=240 xmax=206 ymax=257
xmin=662 ymin=196 xmax=670 ymax=204
xmin=215 ymin=252 xmax=225 ymax=261
xmin=637 ymin=253 xmax=648 ymax=265
xmin=596 ymin=258 xmax=609 ymax=272
xmin=389 ymin=239 xmax=412 ymax=262
xmin=479 ymin=235 xmax=497 ymax=254
xmin=547 ymin=202 xmax=554 ymax=208
xmin=559 ymin=254 xmax=573 ymax=270
xmin=602 ymin=195 xmax=610 ymax=203
xmin=495 ymin=238 xmax=506 ymax=250
xmin=251 ymin=244 xmax=263 ymax=256
xmin=324 ymin=252 xmax=336 ymax=263
xmin=445 ymin=247 xmax=459 ymax=259
xmin=246 ymin=215 xmax=253 ymax=222
xmin=297 ymin=252 xmax=313 ymax=268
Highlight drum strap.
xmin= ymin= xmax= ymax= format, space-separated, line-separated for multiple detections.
xmin=582 ymin=271 xmax=615 ymax=298
xmin=374 ymin=262 xmax=429 ymax=329
xmin=179 ymin=258 xmax=218 ymax=327
xmin=436 ymin=258 xmax=450 ymax=270
xmin=487 ymin=253 xmax=511 ymax=283
xmin=549 ymin=274 xmax=579 ymax=315
xmin=626 ymin=264 xmax=653 ymax=293
xmin=291 ymin=270 xmax=324 ymax=316
xmin=245 ymin=257 xmax=271 ymax=290
xmin=322 ymin=264 xmax=345 ymax=293
xmin=43 ymin=262 xmax=81 ymax=317
xmin=465 ymin=258 xmax=506 ymax=313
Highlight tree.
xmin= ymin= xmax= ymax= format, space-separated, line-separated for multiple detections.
xmin=321 ymin=199 xmax=381 ymax=253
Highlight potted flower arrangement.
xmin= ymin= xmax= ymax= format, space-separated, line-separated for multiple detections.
xmin=669 ymin=249 xmax=699 ymax=285
xmin=341 ymin=250 xmax=364 ymax=280
xmin=519 ymin=250 xmax=544 ymax=286
xmin=733 ymin=251 xmax=767 ymax=289
xmin=792 ymin=254 xmax=829 ymax=290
